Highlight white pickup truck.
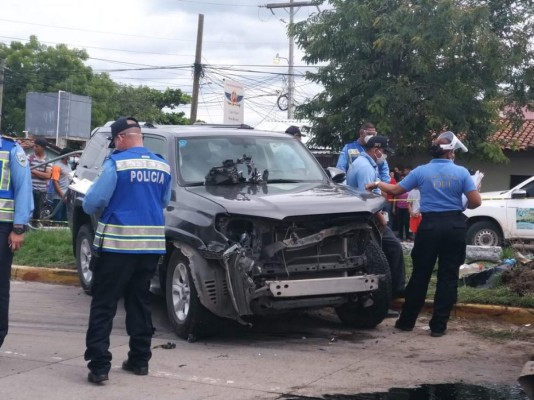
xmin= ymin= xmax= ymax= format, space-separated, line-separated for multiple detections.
xmin=464 ymin=176 xmax=534 ymax=248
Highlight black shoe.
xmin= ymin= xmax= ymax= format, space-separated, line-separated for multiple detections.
xmin=88 ymin=371 xmax=109 ymax=384
xmin=122 ymin=360 xmax=149 ymax=376
xmin=394 ymin=321 xmax=413 ymax=332
xmin=430 ymin=330 xmax=446 ymax=337
xmin=386 ymin=309 xmax=399 ymax=318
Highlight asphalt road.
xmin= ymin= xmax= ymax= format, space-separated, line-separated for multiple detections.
xmin=0 ymin=281 xmax=529 ymax=400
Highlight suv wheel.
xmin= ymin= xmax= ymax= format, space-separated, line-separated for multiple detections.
xmin=165 ymin=249 xmax=218 ymax=340
xmin=466 ymin=221 xmax=503 ymax=246
xmin=76 ymin=224 xmax=94 ymax=294
xmin=335 ymin=240 xmax=391 ymax=329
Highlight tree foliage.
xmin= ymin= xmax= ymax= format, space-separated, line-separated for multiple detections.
xmin=0 ymin=36 xmax=191 ymax=134
xmin=290 ymin=0 xmax=534 ymax=158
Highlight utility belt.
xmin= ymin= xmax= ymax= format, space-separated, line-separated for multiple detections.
xmin=421 ymin=211 xmax=463 ymax=218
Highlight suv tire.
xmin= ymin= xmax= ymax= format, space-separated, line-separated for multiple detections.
xmin=76 ymin=224 xmax=94 ymax=294
xmin=335 ymin=240 xmax=391 ymax=329
xmin=165 ymin=249 xmax=219 ymax=340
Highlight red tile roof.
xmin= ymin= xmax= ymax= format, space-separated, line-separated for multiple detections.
xmin=491 ymin=111 xmax=534 ymax=151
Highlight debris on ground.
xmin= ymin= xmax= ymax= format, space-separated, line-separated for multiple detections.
xmin=502 ymin=261 xmax=534 ymax=296
xmin=153 ymin=342 xmax=176 ymax=349
xmin=458 ymin=262 xmax=511 ymax=288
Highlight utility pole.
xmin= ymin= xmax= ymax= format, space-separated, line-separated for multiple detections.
xmin=265 ymin=1 xmax=316 ymax=120
xmin=190 ymin=14 xmax=204 ymax=124
xmin=0 ymin=59 xmax=5 ymax=133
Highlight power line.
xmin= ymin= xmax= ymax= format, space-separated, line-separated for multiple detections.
xmin=177 ymin=0 xmax=259 ymax=6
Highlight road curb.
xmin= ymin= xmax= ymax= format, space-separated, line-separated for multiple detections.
xmin=392 ymin=299 xmax=534 ymax=325
xmin=11 ymin=265 xmax=79 ymax=286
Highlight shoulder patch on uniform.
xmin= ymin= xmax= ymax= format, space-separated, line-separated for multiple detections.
xmin=16 ymin=151 xmax=28 ymax=167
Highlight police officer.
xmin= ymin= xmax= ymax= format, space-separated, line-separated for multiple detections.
xmin=366 ymin=131 xmax=482 ymax=337
xmin=0 ymin=135 xmax=33 ymax=349
xmin=336 ymin=122 xmax=390 ymax=182
xmin=346 ymin=135 xmax=406 ymax=316
xmin=83 ymin=117 xmax=172 ymax=383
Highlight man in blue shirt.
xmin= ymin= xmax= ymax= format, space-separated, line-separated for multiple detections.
xmin=83 ymin=117 xmax=172 ymax=384
xmin=336 ymin=122 xmax=390 ymax=183
xmin=346 ymin=136 xmax=406 ymax=313
xmin=0 ymin=136 xmax=33 ymax=349
xmin=366 ymin=131 xmax=481 ymax=337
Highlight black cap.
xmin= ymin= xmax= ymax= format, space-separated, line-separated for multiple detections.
xmin=109 ymin=116 xmax=140 ymax=148
xmin=59 ymin=147 xmax=73 ymax=156
xmin=365 ymin=135 xmax=394 ymax=154
xmin=285 ymin=125 xmax=306 ymax=137
xmin=34 ymin=138 xmax=49 ymax=148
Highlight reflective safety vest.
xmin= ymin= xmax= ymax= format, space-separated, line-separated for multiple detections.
xmin=345 ymin=142 xmax=364 ymax=166
xmin=95 ymin=149 xmax=171 ymax=254
xmin=0 ymin=138 xmax=15 ymax=222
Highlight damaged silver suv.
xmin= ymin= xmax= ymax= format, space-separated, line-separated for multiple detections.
xmin=67 ymin=124 xmax=391 ymax=340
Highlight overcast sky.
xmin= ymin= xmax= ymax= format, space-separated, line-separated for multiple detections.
xmin=1 ymin=0 xmax=326 ymax=126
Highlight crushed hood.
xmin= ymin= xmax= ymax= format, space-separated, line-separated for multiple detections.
xmin=186 ymin=182 xmax=385 ymax=220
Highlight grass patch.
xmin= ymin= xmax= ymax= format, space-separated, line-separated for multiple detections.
xmin=465 ymin=326 xmax=534 ymax=343
xmin=403 ymin=256 xmax=534 ymax=309
xmin=13 ymin=229 xmax=75 ymax=269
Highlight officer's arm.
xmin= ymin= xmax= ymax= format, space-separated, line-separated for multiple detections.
xmin=83 ymin=160 xmax=117 ymax=215
xmin=368 ymin=181 xmax=406 ymax=196
xmin=162 ymin=178 xmax=172 ymax=208
xmin=335 ymin=146 xmax=348 ymax=172
xmin=378 ymin=159 xmax=391 ymax=182
xmin=10 ymin=146 xmax=34 ymax=225
xmin=465 ymin=190 xmax=481 ymax=209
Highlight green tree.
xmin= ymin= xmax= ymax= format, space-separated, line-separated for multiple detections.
xmin=0 ymin=36 xmax=191 ymax=134
xmin=110 ymin=86 xmax=190 ymax=126
xmin=291 ymin=0 xmax=533 ymax=158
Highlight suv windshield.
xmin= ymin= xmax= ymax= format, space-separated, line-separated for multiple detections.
xmin=177 ymin=136 xmax=325 ymax=185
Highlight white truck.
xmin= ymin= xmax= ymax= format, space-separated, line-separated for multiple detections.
xmin=464 ymin=176 xmax=534 ymax=249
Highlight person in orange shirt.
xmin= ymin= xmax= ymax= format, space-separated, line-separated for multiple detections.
xmin=50 ymin=148 xmax=73 ymax=221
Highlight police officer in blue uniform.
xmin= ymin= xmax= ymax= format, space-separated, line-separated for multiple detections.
xmin=0 ymin=135 xmax=33 ymax=349
xmin=83 ymin=117 xmax=171 ymax=383
xmin=346 ymin=136 xmax=406 ymax=316
xmin=336 ymin=122 xmax=390 ymax=182
xmin=366 ymin=131 xmax=482 ymax=337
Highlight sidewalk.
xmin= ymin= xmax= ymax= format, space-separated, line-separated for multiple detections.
xmin=12 ymin=264 xmax=534 ymax=326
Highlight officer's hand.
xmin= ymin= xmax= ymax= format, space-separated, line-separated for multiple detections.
xmin=8 ymin=232 xmax=25 ymax=252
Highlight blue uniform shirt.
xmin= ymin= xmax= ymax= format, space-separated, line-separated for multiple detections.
xmin=399 ymin=159 xmax=476 ymax=213
xmin=0 ymin=137 xmax=34 ymax=224
xmin=337 ymin=140 xmax=390 ymax=182
xmin=83 ymin=149 xmax=172 ymax=215
xmin=346 ymin=152 xmax=381 ymax=194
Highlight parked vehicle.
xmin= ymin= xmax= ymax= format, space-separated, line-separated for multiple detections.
xmin=67 ymin=123 xmax=391 ymax=339
xmin=464 ymin=176 xmax=534 ymax=248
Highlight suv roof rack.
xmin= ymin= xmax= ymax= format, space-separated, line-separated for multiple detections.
xmin=192 ymin=123 xmax=254 ymax=130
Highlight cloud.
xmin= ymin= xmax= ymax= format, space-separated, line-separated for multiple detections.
xmin=1 ymin=0 xmax=323 ymax=125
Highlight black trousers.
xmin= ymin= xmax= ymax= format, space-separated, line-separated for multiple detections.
xmin=84 ymin=252 xmax=159 ymax=375
xmin=0 ymin=223 xmax=14 ymax=348
xmin=381 ymin=225 xmax=406 ymax=294
xmin=396 ymin=208 xmax=410 ymax=240
xmin=32 ymin=190 xmax=47 ymax=220
xmin=397 ymin=212 xmax=467 ymax=333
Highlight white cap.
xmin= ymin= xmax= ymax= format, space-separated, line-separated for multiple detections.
xmin=437 ymin=131 xmax=468 ymax=153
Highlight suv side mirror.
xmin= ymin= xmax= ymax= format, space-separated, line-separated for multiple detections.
xmin=326 ymin=167 xmax=346 ymax=183
xmin=511 ymin=189 xmax=527 ymax=199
